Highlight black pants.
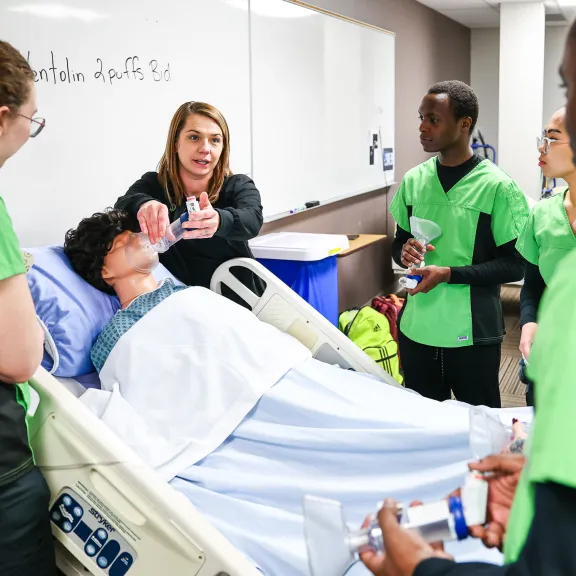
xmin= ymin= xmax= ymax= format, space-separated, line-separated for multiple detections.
xmin=0 ymin=467 xmax=57 ymax=576
xmin=399 ymin=331 xmax=502 ymax=408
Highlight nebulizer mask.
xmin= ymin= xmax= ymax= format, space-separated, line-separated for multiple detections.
xmin=125 ymin=197 xmax=200 ymax=273
xmin=399 ymin=216 xmax=442 ymax=290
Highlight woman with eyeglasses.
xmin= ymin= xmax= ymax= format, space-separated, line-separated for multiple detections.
xmin=0 ymin=41 xmax=55 ymax=575
xmin=516 ymin=106 xmax=576 ymax=406
xmin=115 ymin=101 xmax=264 ymax=306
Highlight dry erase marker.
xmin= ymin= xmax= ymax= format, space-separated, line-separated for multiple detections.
xmin=290 ymin=206 xmax=306 ymax=214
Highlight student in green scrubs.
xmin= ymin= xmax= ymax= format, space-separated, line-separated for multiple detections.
xmin=359 ymin=24 xmax=576 ymax=576
xmin=516 ymin=106 xmax=576 ymax=406
xmin=0 ymin=41 xmax=56 ymax=575
xmin=391 ymin=80 xmax=529 ymax=408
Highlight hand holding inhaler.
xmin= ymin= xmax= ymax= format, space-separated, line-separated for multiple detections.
xmin=303 ymin=472 xmax=488 ymax=576
xmin=125 ymin=197 xmax=200 ymax=273
xmin=181 ymin=191 xmax=220 ymax=239
xmin=399 ymin=217 xmax=442 ymax=291
xmin=466 ymin=407 xmax=527 ymax=551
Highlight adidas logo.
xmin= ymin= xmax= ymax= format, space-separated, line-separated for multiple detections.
xmin=374 ymin=324 xmax=381 ymax=332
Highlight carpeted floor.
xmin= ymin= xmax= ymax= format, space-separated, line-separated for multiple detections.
xmin=500 ymin=285 xmax=526 ymax=408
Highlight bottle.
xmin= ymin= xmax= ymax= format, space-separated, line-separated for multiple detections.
xmin=303 ymin=472 xmax=488 ymax=576
xmin=149 ymin=196 xmax=200 ymax=253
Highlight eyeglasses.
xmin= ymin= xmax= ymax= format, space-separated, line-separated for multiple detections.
xmin=16 ymin=113 xmax=46 ymax=138
xmin=537 ymin=135 xmax=569 ymax=155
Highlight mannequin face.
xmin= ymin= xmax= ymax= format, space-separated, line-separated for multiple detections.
xmin=101 ymin=231 xmax=149 ymax=289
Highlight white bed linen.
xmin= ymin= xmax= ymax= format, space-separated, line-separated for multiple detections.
xmin=169 ymin=358 xmax=531 ymax=576
xmin=82 ymin=287 xmax=311 ymax=481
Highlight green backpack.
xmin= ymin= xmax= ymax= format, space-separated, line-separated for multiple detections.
xmin=338 ymin=306 xmax=403 ymax=385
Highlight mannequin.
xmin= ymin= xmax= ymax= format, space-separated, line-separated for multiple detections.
xmin=101 ymin=231 xmax=161 ymax=309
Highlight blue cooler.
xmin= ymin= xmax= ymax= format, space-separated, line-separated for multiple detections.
xmin=249 ymin=232 xmax=349 ymax=325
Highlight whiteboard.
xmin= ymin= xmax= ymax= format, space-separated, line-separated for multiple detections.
xmin=0 ymin=0 xmax=251 ymax=246
xmin=250 ymin=0 xmax=395 ymax=219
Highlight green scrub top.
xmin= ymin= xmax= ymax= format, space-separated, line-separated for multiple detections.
xmin=0 ymin=197 xmax=31 ymax=418
xmin=516 ymin=189 xmax=576 ymax=284
xmin=390 ymin=158 xmax=529 ymax=348
xmin=504 ymin=248 xmax=576 ymax=563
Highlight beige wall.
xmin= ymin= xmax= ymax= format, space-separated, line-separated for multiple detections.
xmin=262 ymin=0 xmax=471 ymax=311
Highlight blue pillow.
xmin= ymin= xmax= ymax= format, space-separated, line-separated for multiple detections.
xmin=26 ymin=246 xmax=120 ymax=377
xmin=26 ymin=246 xmax=184 ymax=378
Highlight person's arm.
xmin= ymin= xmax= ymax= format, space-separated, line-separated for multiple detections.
xmin=0 ymin=274 xmax=43 ymax=383
xmin=392 ymin=226 xmax=413 ymax=269
xmin=448 ymin=180 xmax=529 ymax=286
xmin=0 ymin=200 xmax=43 ymax=383
xmin=214 ymin=175 xmax=263 ymax=241
xmin=520 ymin=262 xmax=545 ymax=327
xmin=448 ymin=240 xmax=525 ymax=286
xmin=414 ymin=482 xmax=576 ymax=576
xmin=115 ymin=172 xmax=163 ymax=219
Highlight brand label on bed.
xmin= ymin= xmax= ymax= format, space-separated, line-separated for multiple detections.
xmin=89 ymin=508 xmax=116 ymax=533
xmin=50 ymin=487 xmax=137 ymax=574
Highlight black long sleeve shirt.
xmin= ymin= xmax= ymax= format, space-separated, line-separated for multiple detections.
xmin=115 ymin=172 xmax=264 ymax=304
xmin=392 ymin=226 xmax=524 ymax=286
xmin=519 ymin=263 xmax=546 ymax=327
xmin=415 ymin=482 xmax=576 ymax=576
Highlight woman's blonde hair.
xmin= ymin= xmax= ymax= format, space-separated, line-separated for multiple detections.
xmin=157 ymin=101 xmax=232 ymax=207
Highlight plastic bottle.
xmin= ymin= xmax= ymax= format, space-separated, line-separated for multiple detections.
xmin=303 ymin=472 xmax=488 ymax=576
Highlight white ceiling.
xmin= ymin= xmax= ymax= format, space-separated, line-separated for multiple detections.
xmin=414 ymin=0 xmax=576 ymax=28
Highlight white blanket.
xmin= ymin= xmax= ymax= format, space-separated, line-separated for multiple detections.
xmin=81 ymin=287 xmax=311 ymax=480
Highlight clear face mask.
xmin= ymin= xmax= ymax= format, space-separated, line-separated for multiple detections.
xmin=399 ymin=217 xmax=443 ymax=289
xmin=124 ymin=232 xmax=160 ymax=273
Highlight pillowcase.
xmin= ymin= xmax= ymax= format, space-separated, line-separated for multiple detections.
xmin=26 ymin=245 xmax=183 ymax=377
xmin=26 ymin=246 xmax=120 ymax=377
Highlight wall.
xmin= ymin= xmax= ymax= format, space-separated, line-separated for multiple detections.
xmin=544 ymin=26 xmax=569 ymax=123
xmin=470 ymin=28 xmax=500 ymax=153
xmin=262 ymin=0 xmax=471 ymax=312
xmin=471 ymin=25 xmax=568 ymax=165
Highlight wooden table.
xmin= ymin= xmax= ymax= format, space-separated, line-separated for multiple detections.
xmin=338 ymin=234 xmax=387 ymax=257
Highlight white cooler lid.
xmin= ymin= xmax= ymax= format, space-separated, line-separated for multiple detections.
xmin=249 ymin=232 xmax=349 ymax=261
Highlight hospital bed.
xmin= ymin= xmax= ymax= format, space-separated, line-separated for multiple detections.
xmin=27 ymin=257 xmax=399 ymax=576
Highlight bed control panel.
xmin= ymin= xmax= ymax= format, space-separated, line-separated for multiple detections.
xmin=50 ymin=487 xmax=137 ymax=575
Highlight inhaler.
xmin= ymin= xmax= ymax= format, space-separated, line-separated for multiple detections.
xmin=125 ymin=197 xmax=200 ymax=273
xmin=399 ymin=216 xmax=442 ymax=290
xmin=303 ymin=472 xmax=488 ymax=576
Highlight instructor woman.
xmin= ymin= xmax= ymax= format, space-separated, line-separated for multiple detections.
xmin=116 ymin=101 xmax=264 ymax=303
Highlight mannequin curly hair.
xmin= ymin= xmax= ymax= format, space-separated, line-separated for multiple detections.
xmin=64 ymin=209 xmax=135 ymax=294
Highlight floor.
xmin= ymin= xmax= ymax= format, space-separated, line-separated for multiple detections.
xmin=499 ymin=285 xmax=527 ymax=408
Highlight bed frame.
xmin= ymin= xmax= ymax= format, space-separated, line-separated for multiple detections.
xmin=28 ymin=258 xmax=399 ymax=576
